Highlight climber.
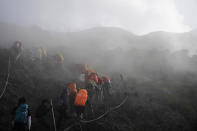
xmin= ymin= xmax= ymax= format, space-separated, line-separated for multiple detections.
xmin=55 ymin=53 xmax=64 ymax=64
xmin=84 ymin=68 xmax=95 ymax=82
xmin=41 ymin=47 xmax=47 ymax=58
xmin=85 ymin=79 xmax=99 ymax=114
xmin=67 ymin=82 xmax=77 ymax=96
xmin=102 ymin=76 xmax=112 ymax=100
xmin=74 ymin=89 xmax=88 ymax=119
xmin=54 ymin=88 xmax=69 ymax=129
xmin=10 ymin=41 xmax=23 ymax=62
xmin=35 ymin=47 xmax=42 ymax=61
xmin=97 ymin=75 xmax=103 ymax=86
xmin=85 ymin=68 xmax=94 ymax=82
xmin=87 ymin=72 xmax=99 ymax=84
xmin=86 ymin=80 xmax=97 ymax=100
xmin=54 ymin=52 xmax=64 ymax=69
xmin=86 ymin=72 xmax=104 ymax=102
xmin=97 ymin=75 xmax=104 ymax=102
xmin=11 ymin=97 xmax=31 ymax=131
xmin=66 ymin=82 xmax=77 ymax=114
xmin=120 ymin=74 xmax=124 ymax=81
xmin=34 ymin=47 xmax=47 ymax=61
xmin=35 ymin=99 xmax=52 ymax=131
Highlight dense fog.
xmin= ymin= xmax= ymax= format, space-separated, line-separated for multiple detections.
xmin=1 ymin=22 xmax=197 ymax=131
xmin=1 ymin=0 xmax=197 ymax=131
xmin=1 ymin=22 xmax=197 ymax=77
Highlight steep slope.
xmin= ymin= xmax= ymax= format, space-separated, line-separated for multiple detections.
xmin=0 ymin=48 xmax=197 ymax=131
xmin=1 ymin=23 xmax=197 ymax=130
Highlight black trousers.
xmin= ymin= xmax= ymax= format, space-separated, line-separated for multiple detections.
xmin=75 ymin=106 xmax=85 ymax=116
xmin=13 ymin=123 xmax=28 ymax=131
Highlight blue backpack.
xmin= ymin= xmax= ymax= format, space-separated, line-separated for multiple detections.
xmin=15 ymin=104 xmax=28 ymax=123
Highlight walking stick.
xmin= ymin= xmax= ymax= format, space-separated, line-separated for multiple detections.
xmin=50 ymin=99 xmax=57 ymax=131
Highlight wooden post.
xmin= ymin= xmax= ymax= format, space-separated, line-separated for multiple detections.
xmin=50 ymin=99 xmax=57 ymax=131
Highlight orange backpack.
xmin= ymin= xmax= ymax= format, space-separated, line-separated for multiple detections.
xmin=67 ymin=82 xmax=77 ymax=95
xmin=74 ymin=89 xmax=88 ymax=106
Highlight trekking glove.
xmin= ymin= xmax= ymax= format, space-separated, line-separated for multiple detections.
xmin=27 ymin=116 xmax=31 ymax=131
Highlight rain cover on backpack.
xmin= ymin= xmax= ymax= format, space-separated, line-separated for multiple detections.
xmin=74 ymin=89 xmax=88 ymax=106
xmin=15 ymin=104 xmax=28 ymax=123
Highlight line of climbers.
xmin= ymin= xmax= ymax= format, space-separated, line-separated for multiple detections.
xmin=9 ymin=41 xmax=64 ymax=67
xmin=9 ymin=41 xmax=113 ymax=131
xmin=11 ymin=71 xmax=112 ymax=131
xmin=51 ymin=64 xmax=113 ymax=130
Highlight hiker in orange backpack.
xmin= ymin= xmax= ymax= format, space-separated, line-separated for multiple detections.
xmin=74 ymin=89 xmax=88 ymax=119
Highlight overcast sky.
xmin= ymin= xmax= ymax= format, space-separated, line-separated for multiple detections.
xmin=0 ymin=0 xmax=196 ymax=35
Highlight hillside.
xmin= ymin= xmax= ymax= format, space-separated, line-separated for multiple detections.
xmin=0 ymin=23 xmax=197 ymax=131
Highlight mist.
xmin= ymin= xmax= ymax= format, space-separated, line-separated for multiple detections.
xmin=0 ymin=0 xmax=194 ymax=34
xmin=0 ymin=22 xmax=197 ymax=131
xmin=0 ymin=22 xmax=197 ymax=76
xmin=1 ymin=1 xmax=197 ymax=131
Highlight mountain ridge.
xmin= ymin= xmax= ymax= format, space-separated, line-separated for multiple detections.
xmin=0 ymin=22 xmax=197 ymax=53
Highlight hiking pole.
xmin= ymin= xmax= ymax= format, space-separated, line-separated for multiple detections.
xmin=50 ymin=99 xmax=57 ymax=131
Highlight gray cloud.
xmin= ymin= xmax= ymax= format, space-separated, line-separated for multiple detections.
xmin=0 ymin=0 xmax=194 ymax=34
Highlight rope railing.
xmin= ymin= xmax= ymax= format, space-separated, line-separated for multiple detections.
xmin=64 ymin=95 xmax=129 ymax=131
xmin=0 ymin=57 xmax=11 ymax=99
xmin=81 ymin=95 xmax=128 ymax=123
